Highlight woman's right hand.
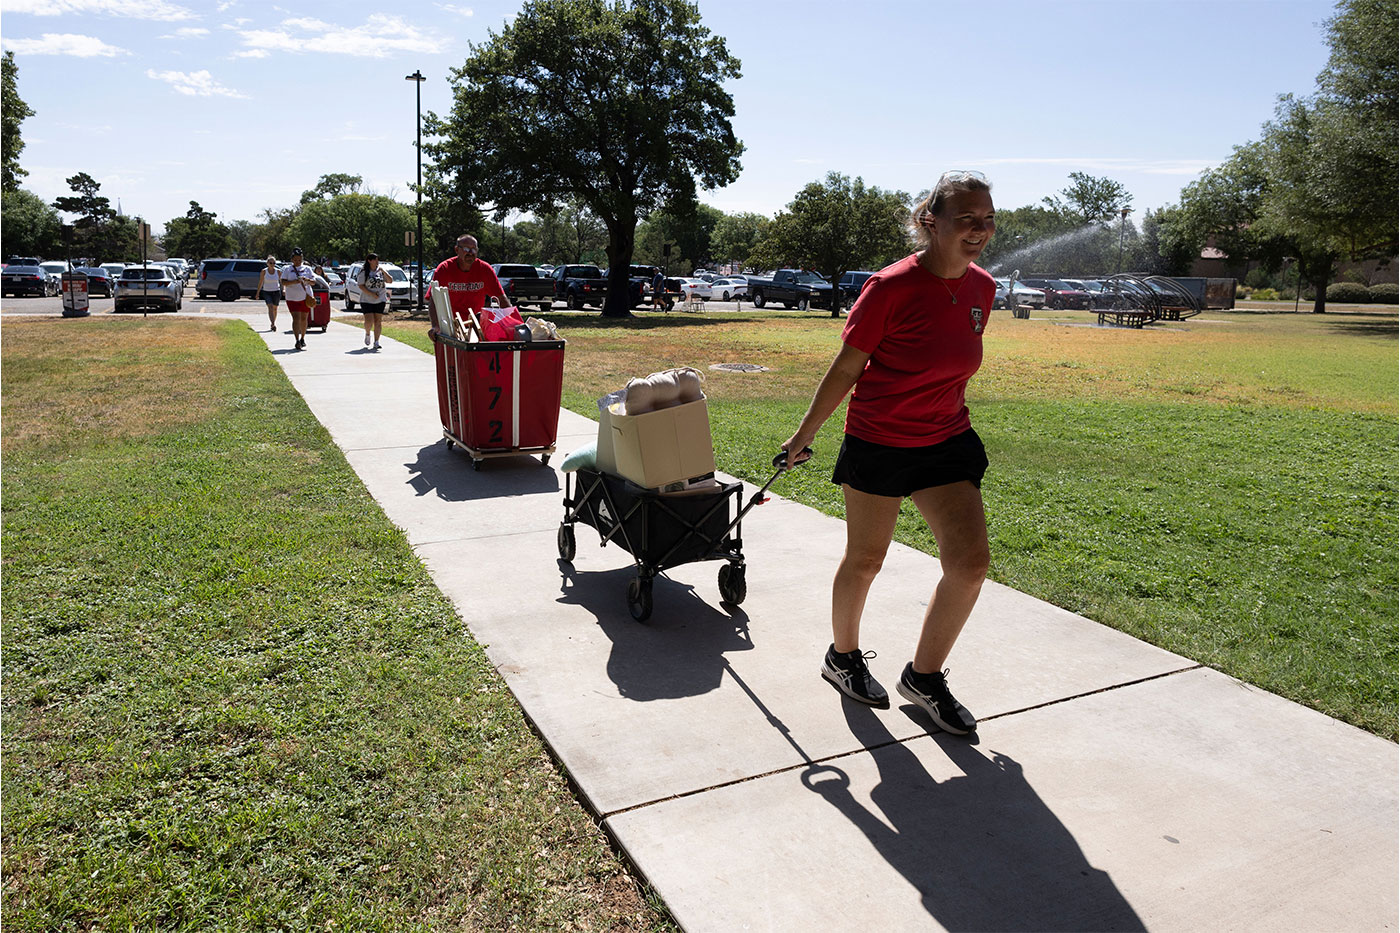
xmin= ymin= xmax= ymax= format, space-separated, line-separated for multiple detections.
xmin=780 ymin=432 xmax=814 ymax=467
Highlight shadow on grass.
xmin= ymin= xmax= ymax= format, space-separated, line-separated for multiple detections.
xmin=1325 ymin=319 xmax=1398 ymax=339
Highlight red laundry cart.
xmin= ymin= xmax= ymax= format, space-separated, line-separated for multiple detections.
xmin=309 ymin=288 xmax=331 ymax=331
xmin=433 ymin=328 xmax=565 ymax=470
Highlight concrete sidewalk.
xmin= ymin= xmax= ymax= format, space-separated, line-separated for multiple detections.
xmin=253 ymin=317 xmax=1396 ymax=932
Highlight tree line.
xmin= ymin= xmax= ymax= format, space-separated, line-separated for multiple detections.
xmin=3 ymin=0 xmax=1392 ymax=314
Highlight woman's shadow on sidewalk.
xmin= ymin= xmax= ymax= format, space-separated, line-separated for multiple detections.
xmin=803 ymin=702 xmax=1146 ymax=932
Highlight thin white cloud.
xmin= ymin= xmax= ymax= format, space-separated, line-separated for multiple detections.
xmin=217 ymin=0 xmax=236 ymax=9
xmin=2 ymin=34 xmax=127 ymax=57
xmin=147 ymin=68 xmax=248 ymax=98
xmin=239 ymin=13 xmax=448 ymax=58
xmin=160 ymin=27 xmax=210 ymax=39
xmin=437 ymin=3 xmax=474 ymax=15
xmin=975 ymin=156 xmax=1216 ymax=176
xmin=232 ymin=48 xmax=269 ymax=58
xmin=5 ymin=0 xmax=195 ymax=20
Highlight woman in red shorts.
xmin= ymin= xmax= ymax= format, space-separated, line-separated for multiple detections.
xmin=781 ymin=170 xmax=997 ymax=735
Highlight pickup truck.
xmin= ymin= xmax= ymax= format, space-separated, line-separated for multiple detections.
xmin=493 ymin=263 xmax=555 ymax=312
xmin=747 ymin=269 xmax=833 ymax=309
xmin=551 ymin=263 xmax=608 ymax=310
xmin=838 ymin=270 xmax=876 ymax=303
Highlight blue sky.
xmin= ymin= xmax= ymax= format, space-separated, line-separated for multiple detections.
xmin=3 ymin=0 xmax=1339 ymax=235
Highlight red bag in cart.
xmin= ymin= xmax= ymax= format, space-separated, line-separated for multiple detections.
xmin=479 ymin=306 xmax=526 ymax=341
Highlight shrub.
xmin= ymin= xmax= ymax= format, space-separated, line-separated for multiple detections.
xmin=1367 ymin=282 xmax=1398 ymax=305
xmin=1251 ymin=288 xmax=1281 ymax=301
xmin=1326 ymin=282 xmax=1370 ymax=304
xmin=1235 ymin=284 xmax=1249 ymax=298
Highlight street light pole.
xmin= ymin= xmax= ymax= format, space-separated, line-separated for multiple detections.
xmin=405 ymin=69 xmax=427 ymax=314
xmin=1116 ymin=207 xmax=1133 ymax=274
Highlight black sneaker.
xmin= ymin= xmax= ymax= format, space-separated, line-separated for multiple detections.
xmin=821 ymin=645 xmax=889 ymax=708
xmin=897 ymin=664 xmax=977 ymax=734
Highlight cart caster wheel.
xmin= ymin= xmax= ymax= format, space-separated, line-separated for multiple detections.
xmin=540 ymin=453 xmax=551 ymax=466
xmin=718 ymin=563 xmax=747 ymax=606
xmin=557 ymin=524 xmax=576 ymax=562
xmin=627 ymin=576 xmax=653 ymax=622
xmin=472 ymin=459 xmax=482 ymax=471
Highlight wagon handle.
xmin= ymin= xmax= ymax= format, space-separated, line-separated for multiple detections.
xmin=772 ymin=446 xmax=813 ymax=470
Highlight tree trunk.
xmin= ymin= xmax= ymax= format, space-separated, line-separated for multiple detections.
xmin=1311 ymin=272 xmax=1329 ymax=313
xmin=601 ymin=219 xmax=636 ymax=319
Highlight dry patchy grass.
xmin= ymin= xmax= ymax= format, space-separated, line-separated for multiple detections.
xmin=2 ymin=316 xmax=227 ymax=451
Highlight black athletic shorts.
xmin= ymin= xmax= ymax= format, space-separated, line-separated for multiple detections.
xmin=831 ymin=428 xmax=988 ymax=498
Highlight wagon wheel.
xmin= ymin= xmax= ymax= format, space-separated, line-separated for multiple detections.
xmin=718 ymin=563 xmax=747 ymax=606
xmin=557 ymin=524 xmax=576 ymax=562
xmin=627 ymin=576 xmax=653 ymax=622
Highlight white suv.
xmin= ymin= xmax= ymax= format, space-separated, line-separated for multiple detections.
xmin=343 ymin=261 xmax=412 ymax=310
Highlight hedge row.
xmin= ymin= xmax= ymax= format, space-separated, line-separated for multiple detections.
xmin=1325 ymin=282 xmax=1398 ymax=304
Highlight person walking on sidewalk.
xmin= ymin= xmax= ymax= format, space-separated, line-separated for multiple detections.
xmin=427 ymin=234 xmax=506 ymax=335
xmin=780 ymin=170 xmax=997 ymax=736
xmin=279 ymin=247 xmax=316 ymax=350
xmin=356 ymin=252 xmax=389 ymax=350
xmin=255 ymin=255 xmax=282 ymax=332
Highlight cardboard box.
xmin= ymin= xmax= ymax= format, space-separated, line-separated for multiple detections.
xmin=597 ymin=397 xmax=716 ymax=489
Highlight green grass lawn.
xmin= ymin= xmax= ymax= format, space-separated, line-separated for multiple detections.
xmin=381 ymin=306 xmax=1399 ymax=739
xmin=1 ymin=317 xmax=676 ymax=931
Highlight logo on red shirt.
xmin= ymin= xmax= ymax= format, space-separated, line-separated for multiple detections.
xmin=970 ymin=306 xmax=985 ymax=334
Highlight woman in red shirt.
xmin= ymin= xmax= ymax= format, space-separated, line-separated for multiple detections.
xmin=781 ymin=170 xmax=997 ymax=735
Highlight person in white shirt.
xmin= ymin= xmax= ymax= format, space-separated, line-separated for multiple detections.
xmin=255 ymin=255 xmax=282 ymax=332
xmin=279 ymin=247 xmax=317 ymax=350
xmin=356 ymin=252 xmax=389 ymax=350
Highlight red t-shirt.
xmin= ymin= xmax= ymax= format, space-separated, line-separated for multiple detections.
xmin=432 ymin=257 xmax=506 ymax=319
xmin=840 ymin=254 xmax=995 ymax=447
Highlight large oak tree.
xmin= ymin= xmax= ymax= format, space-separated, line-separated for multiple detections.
xmin=425 ymin=0 xmax=743 ymax=317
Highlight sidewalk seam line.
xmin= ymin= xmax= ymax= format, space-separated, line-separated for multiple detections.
xmin=598 ymin=663 xmax=1206 ymax=821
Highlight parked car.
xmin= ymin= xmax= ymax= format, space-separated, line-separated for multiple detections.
xmin=711 ymin=276 xmax=748 ymax=301
xmin=1019 ymin=277 xmax=1093 ymax=310
xmin=74 ymin=266 xmax=116 ymax=297
xmin=6 ymin=256 xmax=42 ymax=266
xmin=551 ymin=264 xmax=608 ymax=310
xmin=343 ymin=261 xmax=413 ymax=309
xmin=40 ymin=261 xmax=69 ymax=292
xmin=115 ymin=265 xmax=182 ymax=312
xmin=319 ymin=268 xmax=346 ymax=300
xmin=690 ymin=270 xmax=717 ymax=283
xmin=838 ymin=270 xmax=876 ymax=302
xmin=2 ymin=264 xmax=54 ymax=297
xmin=100 ymin=262 xmax=128 ymax=281
xmin=197 ymin=258 xmax=269 ymax=300
xmin=676 ymin=278 xmax=712 ymax=301
xmin=493 ymin=262 xmax=554 ymax=312
xmin=993 ymin=278 xmax=1046 ymax=309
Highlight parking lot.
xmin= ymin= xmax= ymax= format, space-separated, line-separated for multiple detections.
xmin=0 ymin=285 xmax=777 ymax=317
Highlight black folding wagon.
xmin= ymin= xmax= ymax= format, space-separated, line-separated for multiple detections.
xmin=557 ymin=451 xmax=804 ymax=621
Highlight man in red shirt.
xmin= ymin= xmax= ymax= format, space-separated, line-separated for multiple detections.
xmin=429 ymin=234 xmax=506 ymax=334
